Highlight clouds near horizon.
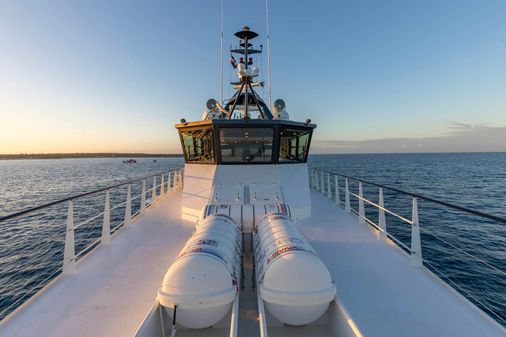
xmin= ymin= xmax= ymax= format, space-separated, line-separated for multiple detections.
xmin=313 ymin=123 xmax=506 ymax=154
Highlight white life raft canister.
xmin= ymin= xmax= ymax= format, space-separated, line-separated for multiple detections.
xmin=255 ymin=213 xmax=336 ymax=325
xmin=157 ymin=214 xmax=241 ymax=329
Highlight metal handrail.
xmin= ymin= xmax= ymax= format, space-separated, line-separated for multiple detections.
xmin=349 ymin=206 xmax=411 ymax=252
xmin=343 ymin=187 xmax=414 ymax=225
xmin=0 ymin=169 xmax=179 ymax=223
xmin=316 ymin=168 xmax=506 ymax=225
xmin=309 ymin=167 xmax=506 ymax=326
xmin=0 ymin=168 xmax=184 ymax=320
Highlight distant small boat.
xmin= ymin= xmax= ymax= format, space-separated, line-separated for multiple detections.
xmin=122 ymin=159 xmax=137 ymax=164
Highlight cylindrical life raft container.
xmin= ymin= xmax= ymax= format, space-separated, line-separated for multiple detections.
xmin=254 ymin=213 xmax=336 ymax=325
xmin=158 ymin=214 xmax=241 ymax=329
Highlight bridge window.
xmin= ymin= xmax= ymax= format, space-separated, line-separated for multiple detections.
xmin=180 ymin=128 xmax=215 ymax=163
xmin=279 ymin=127 xmax=310 ymax=163
xmin=220 ymin=128 xmax=273 ymax=163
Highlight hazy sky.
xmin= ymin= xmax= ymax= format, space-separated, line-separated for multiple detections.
xmin=1 ymin=0 xmax=505 ymax=154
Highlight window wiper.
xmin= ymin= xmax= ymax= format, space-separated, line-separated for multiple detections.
xmin=245 ymin=146 xmax=266 ymax=162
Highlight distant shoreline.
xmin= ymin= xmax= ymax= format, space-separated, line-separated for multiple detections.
xmin=0 ymin=153 xmax=183 ymax=160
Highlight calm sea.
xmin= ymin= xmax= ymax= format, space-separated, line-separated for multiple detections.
xmin=0 ymin=153 xmax=505 ymax=325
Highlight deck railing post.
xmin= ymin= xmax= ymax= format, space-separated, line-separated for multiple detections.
xmin=101 ymin=190 xmax=111 ymax=244
xmin=345 ymin=178 xmax=351 ymax=213
xmin=321 ymin=171 xmax=326 ymax=194
xmin=124 ymin=184 xmax=132 ymax=226
xmin=140 ymin=179 xmax=146 ymax=213
xmin=378 ymin=188 xmax=387 ymax=239
xmin=410 ymin=197 xmax=423 ymax=267
xmin=161 ymin=174 xmax=165 ymax=196
xmin=358 ymin=182 xmax=365 ymax=224
xmin=152 ymin=176 xmax=157 ymax=201
xmin=168 ymin=171 xmax=173 ymax=191
xmin=335 ymin=176 xmax=341 ymax=206
xmin=327 ymin=173 xmax=332 ymax=199
xmin=63 ymin=200 xmax=76 ymax=275
xmin=313 ymin=169 xmax=317 ymax=189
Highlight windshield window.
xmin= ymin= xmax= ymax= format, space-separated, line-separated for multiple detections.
xmin=181 ymin=128 xmax=215 ymax=163
xmin=220 ymin=128 xmax=273 ymax=163
xmin=279 ymin=128 xmax=310 ymax=163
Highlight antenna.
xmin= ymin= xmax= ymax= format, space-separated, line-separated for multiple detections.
xmin=265 ymin=0 xmax=272 ymax=109
xmin=220 ymin=0 xmax=224 ymax=103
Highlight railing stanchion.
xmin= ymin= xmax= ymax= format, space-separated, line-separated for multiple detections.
xmin=161 ymin=174 xmax=165 ymax=196
xmin=327 ymin=173 xmax=332 ymax=198
xmin=410 ymin=197 xmax=423 ymax=267
xmin=102 ymin=190 xmax=111 ymax=244
xmin=358 ymin=182 xmax=365 ymax=223
xmin=335 ymin=176 xmax=341 ymax=206
xmin=152 ymin=176 xmax=157 ymax=201
xmin=321 ymin=171 xmax=325 ymax=194
xmin=345 ymin=178 xmax=351 ymax=213
xmin=378 ymin=188 xmax=387 ymax=240
xmin=168 ymin=172 xmax=173 ymax=191
xmin=140 ymin=179 xmax=147 ymax=213
xmin=63 ymin=200 xmax=76 ymax=275
xmin=312 ymin=169 xmax=316 ymax=189
xmin=124 ymin=184 xmax=132 ymax=226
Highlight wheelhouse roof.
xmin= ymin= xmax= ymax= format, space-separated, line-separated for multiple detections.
xmin=175 ymin=119 xmax=317 ymax=130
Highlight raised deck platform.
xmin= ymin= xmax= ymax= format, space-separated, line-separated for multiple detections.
xmin=1 ymin=189 xmax=504 ymax=337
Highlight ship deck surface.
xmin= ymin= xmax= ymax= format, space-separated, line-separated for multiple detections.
xmin=1 ymin=190 xmax=504 ymax=337
xmin=0 ymin=191 xmax=194 ymax=337
xmin=302 ymin=191 xmax=504 ymax=337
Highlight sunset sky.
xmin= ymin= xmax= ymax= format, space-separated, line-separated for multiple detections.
xmin=1 ymin=0 xmax=505 ymax=154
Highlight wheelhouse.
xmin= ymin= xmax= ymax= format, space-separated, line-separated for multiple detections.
xmin=176 ymin=119 xmax=315 ymax=165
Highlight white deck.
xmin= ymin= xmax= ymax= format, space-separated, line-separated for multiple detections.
xmin=0 ymin=191 xmax=194 ymax=337
xmin=1 ymin=189 xmax=505 ymax=337
xmin=302 ymin=190 xmax=505 ymax=337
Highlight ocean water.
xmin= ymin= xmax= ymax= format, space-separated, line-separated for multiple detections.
xmin=0 ymin=157 xmax=184 ymax=319
xmin=0 ymin=153 xmax=505 ymax=325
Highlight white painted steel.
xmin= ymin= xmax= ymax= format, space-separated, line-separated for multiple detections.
xmin=63 ymin=200 xmax=76 ymax=275
xmin=254 ymin=213 xmax=336 ymax=325
xmin=410 ymin=198 xmax=423 ymax=267
xmin=327 ymin=173 xmax=332 ymax=198
xmin=141 ymin=179 xmax=147 ymax=212
xmin=181 ymin=164 xmax=311 ymax=222
xmin=358 ymin=182 xmax=365 ymax=224
xmin=255 ymin=251 xmax=269 ymax=337
xmin=101 ymin=190 xmax=111 ymax=244
xmin=229 ymin=295 xmax=239 ymax=337
xmin=152 ymin=176 xmax=157 ymax=201
xmin=378 ymin=188 xmax=387 ymax=240
xmin=157 ymin=214 xmax=241 ymax=329
xmin=345 ymin=178 xmax=351 ymax=213
xmin=125 ymin=184 xmax=132 ymax=226
xmin=335 ymin=176 xmax=341 ymax=205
